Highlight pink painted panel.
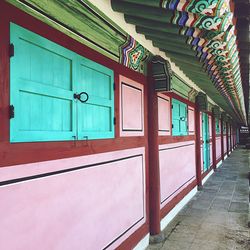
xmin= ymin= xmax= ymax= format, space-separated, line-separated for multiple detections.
xmin=159 ymin=141 xmax=196 ymax=208
xmin=200 ymin=112 xmax=202 ymax=139
xmin=201 ymin=145 xmax=204 ymax=173
xmin=209 ymin=115 xmax=212 ymax=139
xmin=188 ymin=106 xmax=195 ymax=135
xmin=223 ymin=135 xmax=227 ymax=154
xmin=216 ymin=137 xmax=221 ymax=160
xmin=210 ymin=143 xmax=213 ymax=166
xmin=0 ymin=148 xmax=144 ymax=182
xmin=158 ymin=94 xmax=171 ymax=136
xmin=119 ymin=75 xmax=144 ymax=137
xmin=0 ymin=148 xmax=146 ymax=250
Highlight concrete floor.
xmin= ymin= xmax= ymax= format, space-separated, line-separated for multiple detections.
xmin=148 ymin=148 xmax=250 ymax=250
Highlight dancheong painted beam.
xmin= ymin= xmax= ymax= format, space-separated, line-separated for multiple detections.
xmin=111 ymin=0 xmax=246 ymax=124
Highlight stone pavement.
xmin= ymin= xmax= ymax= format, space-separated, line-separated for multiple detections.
xmin=148 ymin=147 xmax=250 ymax=250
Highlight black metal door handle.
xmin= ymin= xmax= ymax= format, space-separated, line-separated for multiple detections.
xmin=74 ymin=92 xmax=89 ymax=103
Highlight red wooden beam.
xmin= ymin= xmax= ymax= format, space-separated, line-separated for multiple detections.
xmin=195 ymin=107 xmax=202 ymax=189
xmin=211 ymin=115 xmax=216 ymax=170
xmin=226 ymin=122 xmax=229 ymax=156
xmin=147 ymin=64 xmax=161 ymax=236
xmin=221 ymin=119 xmax=224 ymax=161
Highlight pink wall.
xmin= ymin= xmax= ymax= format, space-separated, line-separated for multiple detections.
xmin=223 ymin=135 xmax=227 ymax=154
xmin=200 ymin=145 xmax=204 ymax=173
xmin=159 ymin=141 xmax=196 ymax=208
xmin=209 ymin=115 xmax=212 ymax=138
xmin=210 ymin=142 xmax=213 ymax=166
xmin=119 ymin=75 xmax=144 ymax=137
xmin=0 ymin=148 xmax=146 ymax=250
xmin=188 ymin=106 xmax=195 ymax=135
xmin=216 ymin=137 xmax=221 ymax=160
xmin=158 ymin=94 xmax=171 ymax=136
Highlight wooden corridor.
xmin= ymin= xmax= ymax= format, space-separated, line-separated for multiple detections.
xmin=148 ymin=147 xmax=250 ymax=250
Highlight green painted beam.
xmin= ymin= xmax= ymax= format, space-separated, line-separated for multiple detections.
xmin=111 ymin=1 xmax=173 ymax=23
xmin=144 ymin=34 xmax=188 ymax=47
xmin=155 ymin=43 xmax=197 ymax=57
xmin=8 ymin=0 xmax=127 ymax=61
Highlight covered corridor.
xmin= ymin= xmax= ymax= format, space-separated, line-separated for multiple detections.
xmin=148 ymin=147 xmax=250 ymax=250
xmin=0 ymin=1 xmax=249 ymax=249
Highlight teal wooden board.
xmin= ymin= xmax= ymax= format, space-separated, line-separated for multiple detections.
xmin=172 ymin=98 xmax=188 ymax=136
xmin=10 ymin=23 xmax=114 ymax=142
xmin=202 ymin=113 xmax=210 ymax=171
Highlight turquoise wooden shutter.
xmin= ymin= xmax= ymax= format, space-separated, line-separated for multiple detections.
xmin=172 ymin=99 xmax=187 ymax=136
xmin=76 ymin=57 xmax=114 ymax=140
xmin=10 ymin=23 xmax=77 ymax=142
xmin=172 ymin=99 xmax=180 ymax=136
xmin=179 ymin=102 xmax=187 ymax=135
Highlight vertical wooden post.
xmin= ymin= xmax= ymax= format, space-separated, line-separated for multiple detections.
xmin=226 ymin=122 xmax=229 ymax=156
xmin=147 ymin=64 xmax=161 ymax=237
xmin=211 ymin=115 xmax=216 ymax=170
xmin=195 ymin=106 xmax=202 ymax=189
xmin=221 ymin=119 xmax=224 ymax=161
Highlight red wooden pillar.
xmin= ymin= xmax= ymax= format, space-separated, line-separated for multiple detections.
xmin=226 ymin=122 xmax=229 ymax=156
xmin=211 ymin=115 xmax=216 ymax=170
xmin=147 ymin=65 xmax=161 ymax=237
xmin=195 ymin=107 xmax=202 ymax=188
xmin=221 ymin=119 xmax=224 ymax=161
xmin=230 ymin=124 xmax=233 ymax=153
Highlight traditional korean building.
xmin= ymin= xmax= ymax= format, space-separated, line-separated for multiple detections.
xmin=0 ymin=1 xmax=249 ymax=249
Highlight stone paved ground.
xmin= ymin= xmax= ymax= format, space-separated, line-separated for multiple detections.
xmin=148 ymin=147 xmax=250 ymax=250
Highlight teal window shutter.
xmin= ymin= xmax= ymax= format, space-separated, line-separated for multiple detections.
xmin=10 ymin=23 xmax=114 ymax=142
xmin=10 ymin=23 xmax=77 ymax=142
xmin=76 ymin=57 xmax=114 ymax=140
xmin=172 ymin=98 xmax=187 ymax=136
xmin=172 ymin=99 xmax=180 ymax=136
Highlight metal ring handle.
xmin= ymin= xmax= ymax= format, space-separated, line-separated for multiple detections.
xmin=74 ymin=92 xmax=89 ymax=103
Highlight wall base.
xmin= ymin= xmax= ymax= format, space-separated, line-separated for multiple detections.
xmin=216 ymin=160 xmax=222 ymax=168
xmin=160 ymin=186 xmax=197 ymax=231
xmin=133 ymin=233 xmax=150 ymax=250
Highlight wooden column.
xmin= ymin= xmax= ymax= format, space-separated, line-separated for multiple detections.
xmin=211 ymin=115 xmax=216 ymax=170
xmin=226 ymin=122 xmax=229 ymax=156
xmin=195 ymin=107 xmax=202 ymax=188
xmin=221 ymin=119 xmax=224 ymax=161
xmin=147 ymin=65 xmax=161 ymax=236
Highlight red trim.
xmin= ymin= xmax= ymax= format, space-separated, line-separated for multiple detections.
xmin=165 ymin=92 xmax=195 ymax=107
xmin=117 ymin=224 xmax=149 ymax=250
xmin=195 ymin=109 xmax=202 ymax=187
xmin=160 ymin=179 xmax=197 ymax=218
xmin=220 ymin=119 xmax=224 ymax=161
xmin=158 ymin=136 xmax=195 ymax=144
xmin=147 ymin=64 xmax=161 ymax=235
xmin=226 ymin=122 xmax=229 ymax=156
xmin=211 ymin=115 xmax=216 ymax=169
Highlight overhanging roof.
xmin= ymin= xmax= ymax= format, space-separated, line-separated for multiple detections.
xmin=111 ymin=0 xmax=247 ymax=123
